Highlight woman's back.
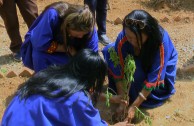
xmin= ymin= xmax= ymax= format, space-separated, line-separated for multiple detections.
xmin=1 ymin=91 xmax=107 ymax=126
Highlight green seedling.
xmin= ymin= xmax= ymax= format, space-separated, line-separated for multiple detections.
xmin=107 ymin=47 xmax=135 ymax=115
xmin=108 ymin=47 xmax=119 ymax=67
xmin=105 ymin=88 xmax=113 ymax=107
xmin=135 ymin=106 xmax=152 ymax=126
xmin=1 ymin=68 xmax=7 ymax=74
xmin=105 ymin=87 xmax=118 ymax=107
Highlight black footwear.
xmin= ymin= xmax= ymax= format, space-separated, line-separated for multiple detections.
xmin=12 ymin=51 xmax=22 ymax=62
xmin=98 ymin=34 xmax=111 ymax=46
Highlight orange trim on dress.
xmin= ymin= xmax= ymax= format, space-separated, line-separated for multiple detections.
xmin=108 ymin=68 xmax=123 ymax=79
xmin=144 ymin=80 xmax=164 ymax=88
xmin=47 ymin=41 xmax=58 ymax=54
xmin=108 ymin=36 xmax=128 ymax=79
xmin=118 ymin=37 xmax=128 ymax=78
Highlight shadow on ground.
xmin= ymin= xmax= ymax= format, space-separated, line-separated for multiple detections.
xmin=0 ymin=54 xmax=14 ymax=66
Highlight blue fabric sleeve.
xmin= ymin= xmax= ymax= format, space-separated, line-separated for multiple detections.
xmin=30 ymin=9 xmax=59 ymax=51
xmin=86 ymin=28 xmax=98 ymax=52
xmin=145 ymin=30 xmax=172 ymax=89
xmin=72 ymin=92 xmax=108 ymax=126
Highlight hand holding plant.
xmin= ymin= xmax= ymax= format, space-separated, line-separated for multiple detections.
xmin=112 ymin=121 xmax=135 ymax=126
xmin=126 ymin=106 xmax=136 ymax=123
xmin=116 ymin=103 xmax=127 ymax=114
xmin=111 ymin=95 xmax=128 ymax=105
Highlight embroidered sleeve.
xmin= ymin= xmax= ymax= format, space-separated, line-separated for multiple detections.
xmin=47 ymin=41 xmax=58 ymax=53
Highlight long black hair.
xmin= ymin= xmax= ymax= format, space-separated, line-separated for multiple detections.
xmin=17 ymin=49 xmax=107 ymax=105
xmin=123 ymin=10 xmax=163 ymax=73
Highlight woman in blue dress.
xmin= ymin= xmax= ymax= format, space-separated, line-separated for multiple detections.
xmin=102 ymin=10 xmax=178 ymax=122
xmin=21 ymin=1 xmax=98 ymax=72
xmin=1 ymin=49 xmax=130 ymax=126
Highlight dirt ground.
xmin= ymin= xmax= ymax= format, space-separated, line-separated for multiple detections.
xmin=0 ymin=0 xmax=194 ymax=125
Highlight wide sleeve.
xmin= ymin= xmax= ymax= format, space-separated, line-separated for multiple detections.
xmin=143 ymin=30 xmax=172 ymax=91
xmin=72 ymin=92 xmax=108 ymax=126
xmin=30 ymin=8 xmax=60 ymax=51
xmin=85 ymin=28 xmax=98 ymax=52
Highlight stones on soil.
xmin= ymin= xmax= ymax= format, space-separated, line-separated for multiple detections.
xmin=6 ymin=71 xmax=17 ymax=78
xmin=19 ymin=69 xmax=33 ymax=77
xmin=114 ymin=17 xmax=123 ymax=25
xmin=0 ymin=68 xmax=34 ymax=78
xmin=0 ymin=73 xmax=4 ymax=78
xmin=174 ymin=16 xmax=181 ymax=22
xmin=160 ymin=16 xmax=170 ymax=23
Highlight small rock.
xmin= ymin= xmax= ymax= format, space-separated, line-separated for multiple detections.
xmin=184 ymin=17 xmax=190 ymax=23
xmin=174 ymin=16 xmax=181 ymax=22
xmin=0 ymin=72 xmax=4 ymax=78
xmin=160 ymin=17 xmax=170 ymax=23
xmin=6 ymin=71 xmax=17 ymax=78
xmin=165 ymin=115 xmax=171 ymax=119
xmin=19 ymin=69 xmax=33 ymax=77
xmin=114 ymin=17 xmax=123 ymax=25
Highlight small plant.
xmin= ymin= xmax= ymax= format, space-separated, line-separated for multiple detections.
xmin=106 ymin=47 xmax=152 ymax=125
xmin=105 ymin=87 xmax=118 ymax=107
xmin=134 ymin=106 xmax=152 ymax=126
xmin=124 ymin=54 xmax=136 ymax=83
xmin=108 ymin=47 xmax=119 ymax=67
xmin=105 ymin=88 xmax=113 ymax=107
xmin=106 ymin=47 xmax=136 ymax=114
xmin=108 ymin=47 xmax=136 ymax=102
xmin=0 ymin=68 xmax=7 ymax=74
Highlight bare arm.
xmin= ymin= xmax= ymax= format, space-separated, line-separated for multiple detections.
xmin=99 ymin=93 xmax=127 ymax=105
xmin=127 ymin=89 xmax=151 ymax=123
xmin=55 ymin=43 xmax=77 ymax=56
xmin=115 ymin=80 xmax=130 ymax=114
xmin=55 ymin=44 xmax=66 ymax=52
xmin=131 ymin=89 xmax=151 ymax=107
xmin=115 ymin=80 xmax=126 ymax=97
xmin=0 ymin=0 xmax=3 ymax=6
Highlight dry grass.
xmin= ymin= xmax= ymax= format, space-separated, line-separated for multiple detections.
xmin=150 ymin=0 xmax=181 ymax=8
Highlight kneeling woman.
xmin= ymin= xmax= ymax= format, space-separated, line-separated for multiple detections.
xmin=1 ymin=49 xmax=130 ymax=126
xmin=102 ymin=10 xmax=178 ymax=122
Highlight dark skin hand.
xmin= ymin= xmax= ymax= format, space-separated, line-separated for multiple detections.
xmin=110 ymin=121 xmax=135 ymax=126
xmin=55 ymin=42 xmax=77 ymax=56
xmin=99 ymin=93 xmax=128 ymax=105
xmin=126 ymin=89 xmax=151 ymax=123
xmin=0 ymin=0 xmax=3 ymax=6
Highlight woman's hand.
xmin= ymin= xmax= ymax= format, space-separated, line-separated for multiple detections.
xmin=0 ymin=0 xmax=3 ymax=6
xmin=116 ymin=103 xmax=127 ymax=114
xmin=112 ymin=121 xmax=135 ymax=126
xmin=111 ymin=95 xmax=128 ymax=105
xmin=126 ymin=106 xmax=136 ymax=123
xmin=67 ymin=46 xmax=77 ymax=56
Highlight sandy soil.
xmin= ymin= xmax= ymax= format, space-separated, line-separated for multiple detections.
xmin=0 ymin=0 xmax=194 ymax=125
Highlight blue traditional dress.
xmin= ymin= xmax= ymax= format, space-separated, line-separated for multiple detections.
xmin=21 ymin=8 xmax=98 ymax=72
xmin=1 ymin=91 xmax=107 ymax=126
xmin=102 ymin=29 xmax=178 ymax=108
